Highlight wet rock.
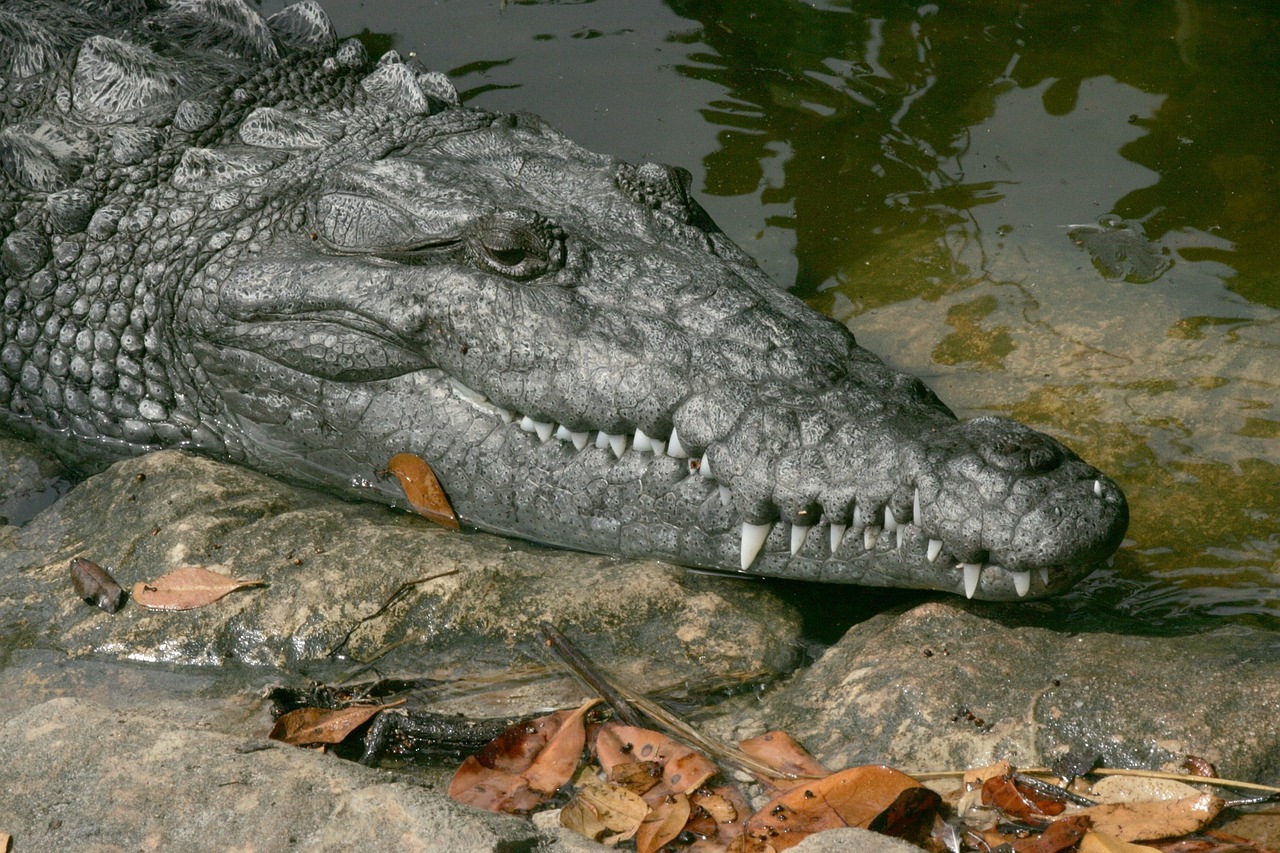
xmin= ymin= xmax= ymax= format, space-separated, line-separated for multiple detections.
xmin=0 ymin=696 xmax=551 ymax=852
xmin=790 ymin=828 xmax=924 ymax=852
xmin=0 ymin=432 xmax=72 ymax=526
xmin=731 ymin=600 xmax=1280 ymax=784
xmin=0 ymin=448 xmax=803 ymax=712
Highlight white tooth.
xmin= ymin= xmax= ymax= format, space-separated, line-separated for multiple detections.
xmin=1094 ymin=479 xmax=1103 ymax=497
xmin=651 ymin=438 xmax=667 ymax=455
xmin=853 ymin=505 xmax=863 ymax=527
xmin=699 ymin=455 xmax=714 ymax=480
xmin=863 ymin=526 xmax=881 ymax=550
xmin=570 ymin=431 xmax=590 ymax=451
xmin=883 ymin=507 xmax=898 ymax=532
xmin=595 ymin=431 xmax=610 ymax=449
xmin=896 ymin=524 xmax=904 ymax=550
xmin=829 ymin=523 xmax=847 ymax=553
xmin=535 ymin=421 xmax=555 ymax=442
xmin=741 ymin=522 xmax=772 ymax=570
xmin=633 ymin=428 xmax=653 ymax=453
xmin=719 ymin=485 xmax=731 ymax=506
xmin=1013 ymin=570 xmax=1031 ymax=597
xmin=1039 ymin=567 xmax=1050 ymax=587
xmin=554 ymin=425 xmax=574 ymax=443
xmin=926 ymin=538 xmax=943 ymax=562
xmin=962 ymin=563 xmax=983 ymax=599
xmin=790 ymin=524 xmax=810 ymax=555
xmin=608 ymin=433 xmax=627 ymax=459
xmin=519 ymin=415 xmax=538 ymax=434
xmin=913 ymin=488 xmax=921 ymax=524
xmin=667 ymin=428 xmax=688 ymax=458
xmin=495 ymin=407 xmax=514 ymax=423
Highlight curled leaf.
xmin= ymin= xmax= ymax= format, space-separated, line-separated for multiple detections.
xmin=131 ymin=566 xmax=265 ymax=611
xmin=561 ymin=772 xmax=649 ymax=843
xmin=596 ymin=724 xmax=717 ymax=798
xmin=385 ymin=453 xmax=460 ymax=529
xmin=739 ymin=730 xmax=829 ymax=792
xmin=70 ymin=557 xmax=125 ymax=613
xmin=637 ymin=791 xmax=691 ymax=853
xmin=269 ymin=700 xmax=406 ymax=747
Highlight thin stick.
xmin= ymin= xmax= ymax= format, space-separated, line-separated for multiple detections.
xmin=911 ymin=766 xmax=1280 ymax=795
xmin=327 ymin=569 xmax=459 ymax=658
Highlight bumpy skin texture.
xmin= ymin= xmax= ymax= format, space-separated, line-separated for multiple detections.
xmin=0 ymin=1 xmax=1127 ymax=599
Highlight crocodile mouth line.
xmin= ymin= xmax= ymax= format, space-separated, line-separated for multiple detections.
xmin=443 ymin=378 xmax=1092 ymax=598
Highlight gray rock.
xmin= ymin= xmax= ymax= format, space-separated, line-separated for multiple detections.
xmin=0 ymin=433 xmax=70 ymax=526
xmin=740 ymin=600 xmax=1280 ymax=784
xmin=0 ymin=448 xmax=803 ymax=713
xmin=790 ymin=827 xmax=924 ymax=852
xmin=0 ymin=696 xmax=542 ymax=853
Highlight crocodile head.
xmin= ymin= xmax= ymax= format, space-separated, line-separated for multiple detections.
xmin=178 ymin=102 xmax=1126 ymax=600
xmin=0 ymin=1 xmax=1127 ymax=600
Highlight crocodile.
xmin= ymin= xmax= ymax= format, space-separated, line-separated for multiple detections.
xmin=0 ymin=0 xmax=1127 ymax=600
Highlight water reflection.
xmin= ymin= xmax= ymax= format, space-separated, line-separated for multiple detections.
xmin=664 ymin=0 xmax=1278 ymax=626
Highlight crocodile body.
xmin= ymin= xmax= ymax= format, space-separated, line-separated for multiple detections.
xmin=0 ymin=0 xmax=1127 ymax=599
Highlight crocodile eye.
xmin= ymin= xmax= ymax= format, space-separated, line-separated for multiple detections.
xmin=466 ymin=209 xmax=564 ymax=280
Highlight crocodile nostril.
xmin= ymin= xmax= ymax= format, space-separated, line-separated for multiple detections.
xmin=980 ymin=431 xmax=1062 ymax=473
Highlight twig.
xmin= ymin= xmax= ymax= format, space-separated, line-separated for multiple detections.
xmin=327 ymin=569 xmax=459 ymax=657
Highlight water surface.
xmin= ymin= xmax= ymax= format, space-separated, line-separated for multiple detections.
xmin=273 ymin=0 xmax=1278 ymax=629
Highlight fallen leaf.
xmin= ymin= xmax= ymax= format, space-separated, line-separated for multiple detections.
xmin=385 ymin=453 xmax=460 ymax=529
xmin=1010 ymin=814 xmax=1092 ymax=852
xmin=959 ymin=759 xmax=1013 ymax=816
xmin=637 ymin=792 xmax=691 ymax=853
xmin=448 ymin=699 xmax=598 ymax=814
xmin=596 ymin=724 xmax=718 ymax=798
xmin=608 ymin=760 xmax=665 ymax=795
xmin=983 ymin=773 xmax=1066 ymax=821
xmin=1089 ymin=774 xmax=1206 ymax=804
xmin=131 ymin=566 xmax=265 ymax=611
xmin=269 ymin=700 xmax=406 ymax=746
xmin=70 ymin=557 xmax=125 ymax=613
xmin=1181 ymin=756 xmax=1217 ymax=778
xmin=739 ymin=730 xmax=830 ymax=791
xmin=561 ymin=770 xmax=649 ymax=843
xmin=741 ymin=764 xmax=937 ymax=850
xmin=1080 ymin=793 xmax=1224 ymax=842
xmin=1079 ymin=831 xmax=1163 ymax=852
xmin=868 ymin=784 xmax=946 ymax=843
xmin=687 ymin=783 xmax=752 ymax=851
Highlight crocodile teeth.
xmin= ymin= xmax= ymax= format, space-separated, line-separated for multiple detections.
xmin=650 ymin=438 xmax=667 ymax=455
xmin=863 ymin=526 xmax=881 ymax=550
xmin=1012 ymin=570 xmax=1031 ymax=597
xmin=1039 ymin=567 xmax=1050 ymax=587
xmin=741 ymin=522 xmax=772 ymax=570
xmin=829 ymin=523 xmax=847 ymax=553
xmin=895 ymin=524 xmax=905 ymax=550
xmin=790 ymin=524 xmax=810 ymax=555
xmin=570 ymin=431 xmax=590 ymax=450
xmin=633 ymin=428 xmax=653 ymax=453
xmin=719 ymin=485 xmax=731 ymax=507
xmin=883 ymin=507 xmax=898 ymax=533
xmin=913 ymin=488 xmax=921 ymax=524
xmin=495 ymin=407 xmax=514 ymax=423
xmin=1094 ymin=479 xmax=1103 ymax=497
xmin=667 ymin=428 xmax=688 ymax=458
xmin=926 ymin=538 xmax=943 ymax=562
xmin=962 ymin=562 xmax=983 ymax=599
xmin=699 ymin=455 xmax=713 ymax=480
xmin=520 ymin=415 xmax=554 ymax=440
xmin=596 ymin=432 xmax=626 ymax=458
xmin=554 ymin=425 xmax=573 ymax=443
xmin=519 ymin=415 xmax=537 ymax=433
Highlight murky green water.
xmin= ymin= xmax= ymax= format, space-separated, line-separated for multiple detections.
xmin=280 ymin=0 xmax=1278 ymax=629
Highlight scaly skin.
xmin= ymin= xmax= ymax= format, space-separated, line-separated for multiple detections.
xmin=0 ymin=0 xmax=1127 ymax=599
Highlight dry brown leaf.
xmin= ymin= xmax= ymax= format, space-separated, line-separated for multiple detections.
xmin=268 ymin=700 xmax=405 ymax=746
xmin=738 ymin=730 xmax=830 ymax=791
xmin=687 ymin=782 xmax=752 ymax=852
xmin=608 ymin=760 xmax=665 ymax=795
xmin=983 ymin=773 xmax=1066 ymax=821
xmin=1009 ymin=814 xmax=1092 ymax=852
xmin=1080 ymin=793 xmax=1224 ymax=842
xmin=637 ymin=792 xmax=691 ymax=853
xmin=385 ymin=453 xmax=460 ymax=529
xmin=741 ymin=764 xmax=935 ymax=851
xmin=959 ymin=759 xmax=1013 ymax=815
xmin=596 ymin=724 xmax=717 ymax=797
xmin=1079 ymin=831 xmax=1164 ymax=853
xmin=1089 ymin=775 xmax=1207 ymax=804
xmin=561 ymin=773 xmax=649 ymax=843
xmin=448 ymin=699 xmax=598 ymax=814
xmin=70 ymin=557 xmax=125 ymax=613
xmin=131 ymin=566 xmax=265 ymax=611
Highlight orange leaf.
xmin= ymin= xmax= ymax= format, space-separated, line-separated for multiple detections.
xmin=738 ymin=731 xmax=830 ymax=792
xmin=637 ymin=792 xmax=692 ymax=853
xmin=596 ymin=724 xmax=717 ymax=797
xmin=687 ymin=782 xmax=752 ymax=850
xmin=448 ymin=699 xmax=598 ymax=813
xmin=268 ymin=700 xmax=406 ymax=746
xmin=131 ymin=566 xmax=265 ymax=611
xmin=386 ymin=453 xmax=460 ymax=529
xmin=741 ymin=765 xmax=933 ymax=851
xmin=1010 ymin=814 xmax=1092 ymax=852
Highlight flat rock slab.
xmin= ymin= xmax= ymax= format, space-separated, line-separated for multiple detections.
xmin=739 ymin=600 xmax=1280 ymax=784
xmin=0 ymin=696 xmax=560 ymax=853
xmin=0 ymin=447 xmax=803 ymax=711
